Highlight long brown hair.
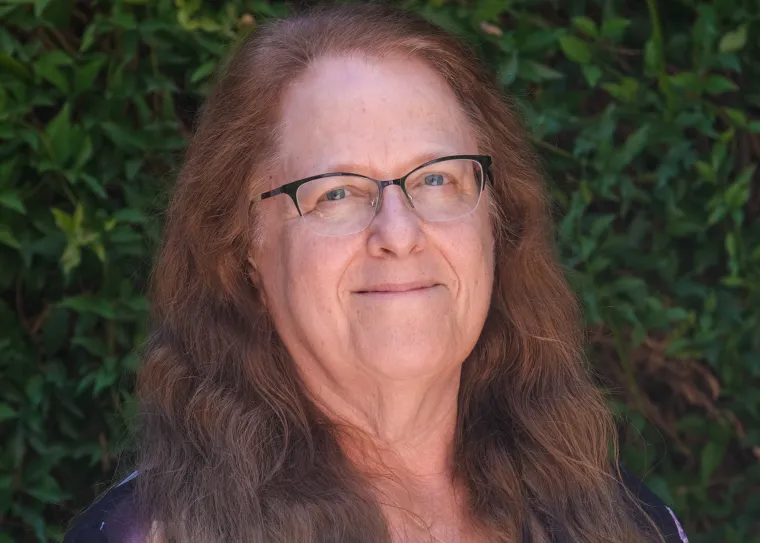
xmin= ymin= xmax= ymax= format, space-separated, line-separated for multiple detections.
xmin=136 ymin=4 xmax=657 ymax=542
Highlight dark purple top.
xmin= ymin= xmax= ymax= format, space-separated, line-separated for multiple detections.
xmin=63 ymin=469 xmax=689 ymax=542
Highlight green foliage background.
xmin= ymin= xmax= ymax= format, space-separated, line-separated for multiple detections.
xmin=1 ymin=0 xmax=758 ymax=541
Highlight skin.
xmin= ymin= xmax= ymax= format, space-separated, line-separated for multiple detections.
xmin=254 ymin=53 xmax=494 ymax=541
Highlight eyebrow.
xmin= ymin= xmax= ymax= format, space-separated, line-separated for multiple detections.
xmin=316 ymin=150 xmax=463 ymax=178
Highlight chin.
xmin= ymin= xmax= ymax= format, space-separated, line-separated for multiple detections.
xmin=360 ymin=345 xmax=461 ymax=380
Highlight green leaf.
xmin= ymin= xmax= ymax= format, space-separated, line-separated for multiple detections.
xmin=0 ymin=191 xmax=26 ymax=214
xmin=498 ymin=52 xmax=518 ymax=86
xmin=700 ymin=441 xmax=726 ymax=486
xmin=559 ymin=35 xmax=592 ymax=64
xmin=644 ymin=477 xmax=675 ymax=506
xmin=472 ymin=0 xmax=511 ymax=23
xmin=80 ymin=173 xmax=107 ymax=199
xmin=57 ymin=244 xmax=81 ymax=275
xmin=616 ymin=125 xmax=650 ymax=169
xmin=719 ymin=126 xmax=736 ymax=144
xmin=25 ymin=375 xmax=44 ymax=406
xmin=0 ymin=403 xmax=17 ymax=423
xmin=34 ymin=0 xmax=53 ymax=17
xmin=602 ymin=77 xmax=639 ymax=103
xmin=112 ymin=208 xmax=147 ymax=223
xmin=0 ymin=53 xmax=33 ymax=81
xmin=519 ymin=30 xmax=562 ymax=53
xmin=0 ymin=160 xmax=18 ymax=192
xmin=581 ymin=64 xmax=601 ymax=87
xmin=643 ymin=39 xmax=659 ymax=76
xmin=71 ymin=336 xmax=110 ymax=357
xmin=725 ymin=232 xmax=737 ymax=257
xmin=34 ymin=51 xmax=72 ymax=93
xmin=572 ymin=16 xmax=597 ymax=37
xmin=600 ymin=17 xmax=630 ymax=41
xmin=519 ymin=60 xmax=564 ymax=82
xmin=42 ymin=308 xmax=70 ymax=356
xmin=74 ymin=135 xmax=94 ymax=170
xmin=92 ymin=241 xmax=106 ymax=263
xmin=176 ymin=0 xmax=202 ymax=17
xmin=100 ymin=122 xmax=149 ymax=150
xmin=719 ymin=25 xmax=747 ymax=53
xmin=111 ymin=10 xmax=137 ymax=30
xmin=0 ymin=226 xmax=19 ymax=250
xmin=190 ymin=60 xmax=216 ymax=83
xmin=74 ymin=54 xmax=107 ymax=93
xmin=707 ymin=206 xmax=726 ymax=226
xmin=704 ymin=75 xmax=738 ymax=95
xmin=125 ymin=158 xmax=143 ymax=180
xmin=24 ymin=474 xmax=66 ymax=504
xmin=59 ymin=296 xmax=117 ymax=319
xmin=723 ymin=107 xmax=747 ymax=126
xmin=695 ymin=161 xmax=715 ymax=183
xmin=712 ymin=140 xmax=728 ymax=171
xmin=44 ymin=103 xmax=73 ymax=165
xmin=80 ymin=24 xmax=99 ymax=52
xmin=724 ymin=165 xmax=755 ymax=209
xmin=52 ymin=207 xmax=74 ymax=234
xmin=43 ymin=0 xmax=75 ymax=27
xmin=669 ymin=72 xmax=700 ymax=89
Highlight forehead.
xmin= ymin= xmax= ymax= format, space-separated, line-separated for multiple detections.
xmin=277 ymin=53 xmax=477 ymax=180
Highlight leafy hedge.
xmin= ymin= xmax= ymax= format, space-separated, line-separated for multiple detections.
xmin=1 ymin=0 xmax=758 ymax=541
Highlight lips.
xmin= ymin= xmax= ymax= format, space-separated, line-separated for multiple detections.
xmin=355 ymin=281 xmax=440 ymax=294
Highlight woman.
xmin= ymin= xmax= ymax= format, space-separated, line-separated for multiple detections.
xmin=65 ymin=4 xmax=689 ymax=543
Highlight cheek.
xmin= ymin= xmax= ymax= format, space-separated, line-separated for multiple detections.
xmin=452 ymin=214 xmax=495 ymax=303
xmin=478 ymin=206 xmax=496 ymax=277
xmin=280 ymin=228 xmax=357 ymax=315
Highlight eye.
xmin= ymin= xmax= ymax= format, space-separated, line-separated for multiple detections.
xmin=325 ymin=188 xmax=346 ymax=201
xmin=424 ymin=173 xmax=445 ymax=186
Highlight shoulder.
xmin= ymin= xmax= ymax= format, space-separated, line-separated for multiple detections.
xmin=65 ymin=468 xmax=689 ymax=542
xmin=619 ymin=467 xmax=689 ymax=543
xmin=64 ymin=472 xmax=143 ymax=543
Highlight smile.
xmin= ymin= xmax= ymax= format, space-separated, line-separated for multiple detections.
xmin=354 ymin=282 xmax=441 ymax=296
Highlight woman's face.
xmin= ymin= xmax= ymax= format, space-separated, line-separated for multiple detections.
xmin=255 ymin=54 xmax=494 ymax=386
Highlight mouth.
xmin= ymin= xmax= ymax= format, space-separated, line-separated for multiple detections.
xmin=355 ymin=282 xmax=441 ymax=295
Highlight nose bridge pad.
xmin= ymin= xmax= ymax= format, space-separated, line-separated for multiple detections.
xmin=371 ymin=181 xmax=384 ymax=214
xmin=369 ymin=180 xmax=417 ymax=226
xmin=399 ymin=179 xmax=415 ymax=208
xmin=377 ymin=179 xmax=415 ymax=213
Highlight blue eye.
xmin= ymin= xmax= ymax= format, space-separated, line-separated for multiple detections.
xmin=424 ymin=174 xmax=445 ymax=186
xmin=325 ymin=188 xmax=346 ymax=201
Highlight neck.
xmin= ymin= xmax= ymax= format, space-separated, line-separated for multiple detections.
xmin=299 ymin=362 xmax=475 ymax=541
xmin=300 ymin=361 xmax=462 ymax=480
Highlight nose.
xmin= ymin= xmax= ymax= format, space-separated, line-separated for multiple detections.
xmin=366 ymin=185 xmax=425 ymax=257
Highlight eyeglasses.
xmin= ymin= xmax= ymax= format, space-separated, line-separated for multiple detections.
xmin=252 ymin=155 xmax=493 ymax=236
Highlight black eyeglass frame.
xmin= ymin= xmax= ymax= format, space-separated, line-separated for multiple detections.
xmin=251 ymin=154 xmax=494 ymax=217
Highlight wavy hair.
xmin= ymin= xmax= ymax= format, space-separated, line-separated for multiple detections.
xmin=136 ymin=4 xmax=658 ymax=542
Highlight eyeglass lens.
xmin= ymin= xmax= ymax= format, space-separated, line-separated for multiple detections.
xmin=295 ymin=158 xmax=485 ymax=236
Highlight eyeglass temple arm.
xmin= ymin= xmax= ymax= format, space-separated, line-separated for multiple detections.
xmin=252 ymin=187 xmax=284 ymax=202
xmin=483 ymin=157 xmax=494 ymax=186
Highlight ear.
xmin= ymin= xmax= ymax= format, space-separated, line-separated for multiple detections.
xmin=247 ymin=255 xmax=261 ymax=286
xmin=247 ymin=255 xmax=267 ymax=307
